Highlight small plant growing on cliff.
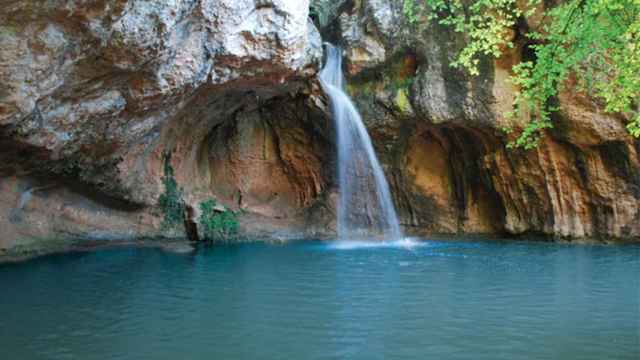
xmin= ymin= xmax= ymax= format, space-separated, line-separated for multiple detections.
xmin=158 ymin=151 xmax=185 ymax=230
xmin=403 ymin=0 xmax=640 ymax=148
xmin=198 ymin=199 xmax=240 ymax=241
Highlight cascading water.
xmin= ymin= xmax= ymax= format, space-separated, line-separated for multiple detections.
xmin=319 ymin=43 xmax=402 ymax=241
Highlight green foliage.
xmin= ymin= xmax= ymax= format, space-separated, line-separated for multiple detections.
xmin=404 ymin=0 xmax=640 ymax=148
xmin=157 ymin=152 xmax=241 ymax=240
xmin=394 ymin=88 xmax=413 ymax=114
xmin=158 ymin=151 xmax=185 ymax=229
xmin=404 ymin=0 xmax=538 ymax=75
xmin=198 ymin=199 xmax=240 ymax=241
xmin=595 ymin=9 xmax=640 ymax=137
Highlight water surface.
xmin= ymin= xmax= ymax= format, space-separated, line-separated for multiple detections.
xmin=1 ymin=239 xmax=638 ymax=359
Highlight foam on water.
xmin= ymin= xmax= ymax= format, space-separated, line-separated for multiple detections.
xmin=326 ymin=237 xmax=425 ymax=250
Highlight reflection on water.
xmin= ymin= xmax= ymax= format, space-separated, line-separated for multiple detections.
xmin=0 ymin=239 xmax=638 ymax=360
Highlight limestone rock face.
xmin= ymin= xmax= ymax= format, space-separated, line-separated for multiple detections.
xmin=0 ymin=0 xmax=330 ymax=252
xmin=1 ymin=0 xmax=321 ymax=128
xmin=315 ymin=0 xmax=640 ymax=240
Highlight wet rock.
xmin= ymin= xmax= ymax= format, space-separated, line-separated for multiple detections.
xmin=339 ymin=12 xmax=386 ymax=75
xmin=310 ymin=0 xmax=350 ymax=29
xmin=327 ymin=0 xmax=639 ymax=240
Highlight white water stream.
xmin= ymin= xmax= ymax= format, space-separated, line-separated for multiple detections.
xmin=319 ymin=43 xmax=402 ymax=241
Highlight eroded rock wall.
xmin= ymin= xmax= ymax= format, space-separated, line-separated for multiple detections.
xmin=0 ymin=0 xmax=334 ymax=251
xmin=312 ymin=0 xmax=640 ymax=240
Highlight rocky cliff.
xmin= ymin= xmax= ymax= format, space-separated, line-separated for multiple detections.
xmin=313 ymin=0 xmax=640 ymax=240
xmin=0 ymin=0 xmax=637 ymax=253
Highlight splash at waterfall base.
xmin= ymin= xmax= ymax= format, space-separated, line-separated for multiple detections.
xmin=319 ymin=44 xmax=403 ymax=242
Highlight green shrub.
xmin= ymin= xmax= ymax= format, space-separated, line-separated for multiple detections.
xmin=198 ymin=199 xmax=240 ymax=241
xmin=158 ymin=151 xmax=185 ymax=230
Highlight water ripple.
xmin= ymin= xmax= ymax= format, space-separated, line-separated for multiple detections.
xmin=0 ymin=239 xmax=637 ymax=360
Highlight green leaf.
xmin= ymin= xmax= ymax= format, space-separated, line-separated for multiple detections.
xmin=404 ymin=0 xmax=640 ymax=147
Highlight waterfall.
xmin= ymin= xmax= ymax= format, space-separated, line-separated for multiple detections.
xmin=319 ymin=43 xmax=402 ymax=241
